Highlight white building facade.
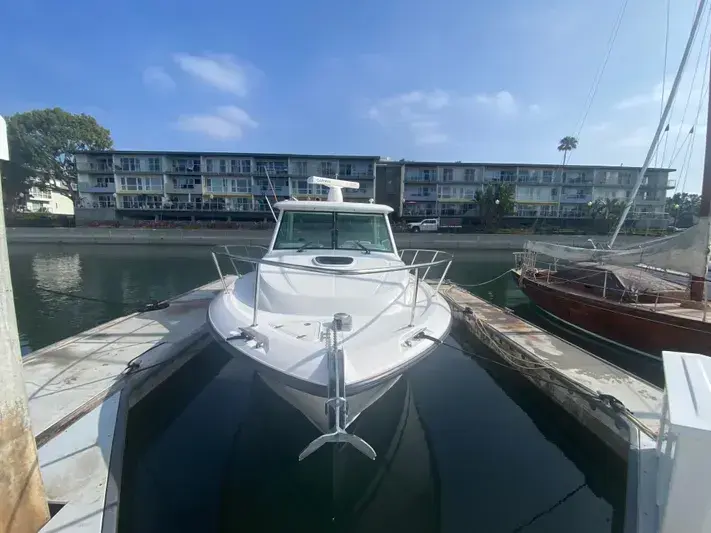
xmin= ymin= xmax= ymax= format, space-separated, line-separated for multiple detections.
xmin=74 ymin=151 xmax=378 ymax=219
xmin=387 ymin=162 xmax=673 ymax=222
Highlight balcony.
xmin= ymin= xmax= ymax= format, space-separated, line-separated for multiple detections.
xmin=116 ymin=200 xmax=258 ymax=212
xmin=82 ymin=201 xmax=116 ymax=209
xmin=164 ymin=182 xmax=202 ymax=194
xmin=562 ymin=179 xmax=593 ymax=186
xmin=513 ymin=209 xmax=560 ymax=218
xmin=204 ymin=187 xmax=252 ymax=196
xmin=343 ymin=189 xmax=374 ymax=199
xmin=166 ymin=165 xmax=201 ymax=174
xmin=403 ymin=192 xmax=437 ymax=201
xmin=560 ymin=194 xmax=592 ymax=203
xmin=403 ymin=206 xmax=438 ymax=216
xmin=629 ymin=211 xmax=669 ymax=220
xmin=254 ymin=167 xmax=289 ymax=177
xmin=116 ymin=183 xmax=164 ymax=194
xmin=438 ymin=196 xmax=476 ymax=203
xmin=253 ymin=186 xmax=290 ymax=196
xmin=78 ymin=182 xmax=116 ymax=193
xmin=77 ymin=162 xmax=115 ymax=173
xmin=405 ymin=175 xmax=438 ymax=183
xmin=559 ymin=210 xmax=588 ymax=219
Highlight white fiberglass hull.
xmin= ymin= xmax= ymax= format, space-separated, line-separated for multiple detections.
xmin=208 ymin=249 xmax=451 ymax=459
xmin=260 ymin=374 xmax=402 ymax=433
xmin=208 ymin=255 xmax=452 ymax=397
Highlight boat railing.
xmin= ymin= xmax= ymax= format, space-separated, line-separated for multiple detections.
xmin=515 ymin=253 xmax=708 ymax=320
xmin=210 ymin=246 xmax=453 ymax=327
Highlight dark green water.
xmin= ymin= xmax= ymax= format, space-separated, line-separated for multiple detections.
xmin=9 ymin=244 xmax=653 ymax=532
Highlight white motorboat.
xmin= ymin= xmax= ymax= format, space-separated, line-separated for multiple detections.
xmin=207 ymin=176 xmax=452 ymax=461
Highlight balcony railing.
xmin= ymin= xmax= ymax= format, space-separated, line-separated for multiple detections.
xmin=253 ymin=187 xmax=291 ymax=196
xmin=77 ymin=162 xmax=115 ymax=172
xmin=80 ymin=201 xmax=116 ymax=209
xmin=204 ymin=187 xmax=251 ymax=194
xmin=405 ymin=175 xmax=438 ymax=182
xmin=513 ymin=210 xmax=560 ymax=218
xmin=117 ymin=201 xmax=259 ymax=212
xmin=78 ymin=182 xmax=116 ymax=193
xmin=116 ymin=184 xmax=164 ymax=193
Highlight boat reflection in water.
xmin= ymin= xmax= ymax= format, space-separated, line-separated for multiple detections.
xmin=218 ymin=374 xmax=439 ymax=532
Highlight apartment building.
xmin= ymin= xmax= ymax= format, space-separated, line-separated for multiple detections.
xmin=377 ymin=161 xmax=674 ymax=222
xmin=24 ymin=182 xmax=75 ymax=215
xmin=75 ymin=151 xmax=379 ymax=220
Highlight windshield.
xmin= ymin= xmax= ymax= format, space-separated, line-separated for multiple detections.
xmin=273 ymin=211 xmax=394 ymax=253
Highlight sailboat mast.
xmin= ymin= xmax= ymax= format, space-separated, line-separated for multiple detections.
xmin=609 ymin=0 xmax=708 ymax=248
xmin=690 ymin=38 xmax=711 ymax=302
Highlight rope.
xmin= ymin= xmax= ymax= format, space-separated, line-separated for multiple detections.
xmin=510 ymin=482 xmax=588 ymax=532
xmin=418 ymin=319 xmax=659 ymax=440
xmin=453 ymin=270 xmax=512 ymax=287
xmin=668 ymin=3 xmax=711 ymax=171
xmin=656 ymin=0 xmax=671 ymax=168
xmin=573 ymin=0 xmax=628 ymax=141
xmin=35 ymin=286 xmax=169 ymax=314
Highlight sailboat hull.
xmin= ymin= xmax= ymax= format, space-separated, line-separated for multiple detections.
xmin=512 ymin=269 xmax=711 ymax=359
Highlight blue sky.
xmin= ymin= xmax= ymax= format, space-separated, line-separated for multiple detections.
xmin=1 ymin=0 xmax=708 ymax=193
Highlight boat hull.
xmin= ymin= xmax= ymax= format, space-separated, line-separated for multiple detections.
xmin=260 ymin=373 xmax=402 ymax=433
xmin=511 ymin=269 xmax=711 ymax=359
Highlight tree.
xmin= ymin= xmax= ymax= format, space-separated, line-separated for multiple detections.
xmin=474 ymin=183 xmax=515 ymax=228
xmin=5 ymin=108 xmax=113 ymax=204
xmin=557 ymin=136 xmax=578 ymax=165
xmin=666 ymin=192 xmax=701 ymax=227
xmin=589 ymin=198 xmax=625 ymax=231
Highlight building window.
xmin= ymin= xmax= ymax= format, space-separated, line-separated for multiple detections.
xmin=320 ymin=161 xmax=335 ymax=176
xmin=147 ymin=157 xmax=161 ymax=172
xmin=219 ymin=159 xmax=227 ymax=173
xmin=120 ymin=158 xmax=139 ymax=172
xmin=205 ymin=160 xmax=214 ymax=172
xmin=442 ymin=168 xmax=453 ymax=182
xmin=293 ymin=161 xmax=307 ymax=176
xmin=339 ymin=163 xmax=353 ymax=176
xmin=501 ymin=170 xmax=516 ymax=182
xmin=464 ymin=169 xmax=476 ymax=182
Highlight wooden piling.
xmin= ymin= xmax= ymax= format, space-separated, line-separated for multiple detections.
xmin=0 ymin=116 xmax=50 ymax=533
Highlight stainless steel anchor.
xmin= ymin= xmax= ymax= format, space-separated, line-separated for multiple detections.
xmin=298 ymin=313 xmax=377 ymax=461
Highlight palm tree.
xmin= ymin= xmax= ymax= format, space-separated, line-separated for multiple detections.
xmin=557 ymin=136 xmax=579 ymax=165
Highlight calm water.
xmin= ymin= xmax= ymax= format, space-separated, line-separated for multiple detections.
xmin=10 ymin=244 xmax=652 ymax=532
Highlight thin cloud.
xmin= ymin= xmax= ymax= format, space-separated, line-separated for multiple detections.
xmin=142 ymin=66 xmax=175 ymax=91
xmin=474 ymin=91 xmax=518 ymax=115
xmin=175 ymin=105 xmax=258 ymax=140
xmin=366 ymin=89 xmax=452 ymax=145
xmin=173 ymin=53 xmax=257 ymax=96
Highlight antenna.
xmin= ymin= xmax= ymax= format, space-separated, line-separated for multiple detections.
xmin=263 ymin=168 xmax=278 ymax=222
xmin=307 ymin=176 xmax=359 ymax=203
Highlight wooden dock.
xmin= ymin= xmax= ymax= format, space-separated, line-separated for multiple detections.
xmin=438 ymin=283 xmax=663 ymax=459
xmin=24 ymin=277 xmax=235 ymax=533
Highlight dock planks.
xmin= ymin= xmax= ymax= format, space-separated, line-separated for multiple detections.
xmin=438 ymin=283 xmax=663 ymax=456
xmin=22 ymin=277 xmax=234 ymax=532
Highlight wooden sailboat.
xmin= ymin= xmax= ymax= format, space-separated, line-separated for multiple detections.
xmin=512 ymin=0 xmax=711 ymax=360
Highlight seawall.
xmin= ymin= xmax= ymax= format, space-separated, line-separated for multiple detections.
xmin=6 ymin=227 xmax=657 ymax=250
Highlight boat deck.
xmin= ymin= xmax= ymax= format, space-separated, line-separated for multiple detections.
xmin=438 ymin=283 xmax=663 ymax=456
xmin=575 ymin=262 xmax=686 ymax=293
xmin=24 ymin=278 xmax=233 ymax=533
xmin=635 ymin=301 xmax=709 ymax=321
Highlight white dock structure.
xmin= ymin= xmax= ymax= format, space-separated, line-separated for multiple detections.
xmin=438 ymin=282 xmax=711 ymax=533
xmin=21 ymin=278 xmax=232 ymax=532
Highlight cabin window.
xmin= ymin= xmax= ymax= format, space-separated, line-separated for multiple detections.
xmin=273 ymin=211 xmax=394 ymax=253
